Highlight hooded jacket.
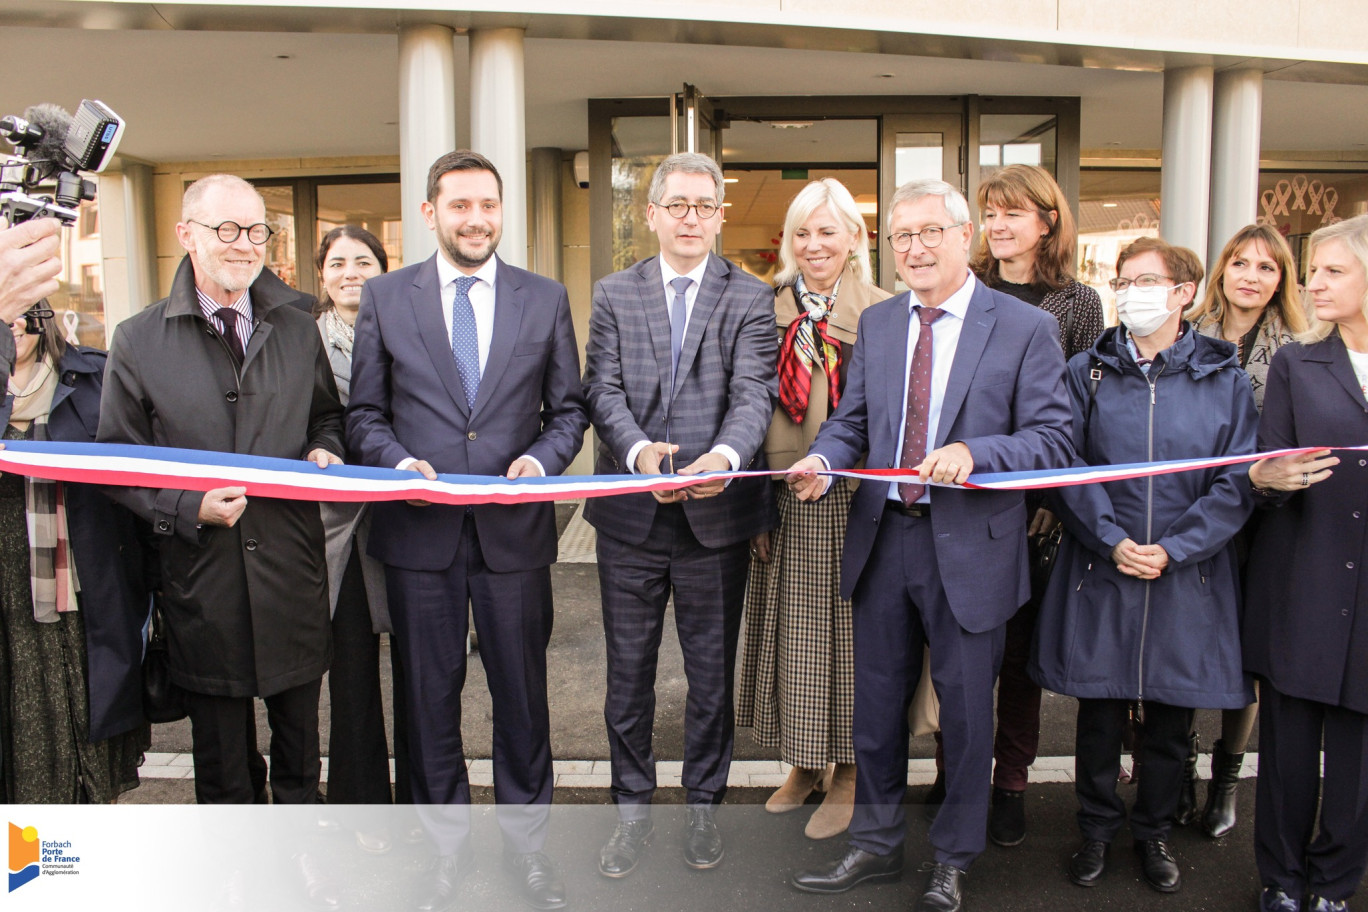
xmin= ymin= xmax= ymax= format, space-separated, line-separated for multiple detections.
xmin=1030 ymin=324 xmax=1258 ymax=708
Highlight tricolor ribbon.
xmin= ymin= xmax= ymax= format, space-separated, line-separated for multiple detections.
xmin=0 ymin=441 xmax=1361 ymax=505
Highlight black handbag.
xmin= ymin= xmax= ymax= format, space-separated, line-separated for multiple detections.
xmin=1028 ymin=524 xmax=1064 ymax=603
xmin=142 ymin=595 xmax=188 ymax=723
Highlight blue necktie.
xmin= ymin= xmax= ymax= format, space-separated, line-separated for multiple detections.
xmin=450 ymin=275 xmax=480 ymax=409
xmin=669 ymin=276 xmax=692 ymax=384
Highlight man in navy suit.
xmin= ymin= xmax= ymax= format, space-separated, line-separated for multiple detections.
xmin=787 ymin=179 xmax=1072 ymax=912
xmin=347 ymin=150 xmax=588 ymax=912
xmin=582 ymin=152 xmax=778 ymax=876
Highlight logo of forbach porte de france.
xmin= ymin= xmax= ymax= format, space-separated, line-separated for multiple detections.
xmin=9 ymin=822 xmax=80 ymax=892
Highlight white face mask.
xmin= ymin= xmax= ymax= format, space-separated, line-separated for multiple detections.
xmin=1115 ymin=284 xmax=1179 ymax=337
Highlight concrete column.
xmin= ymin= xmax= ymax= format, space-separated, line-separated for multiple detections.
xmin=470 ymin=27 xmax=527 ymax=269
xmin=399 ymin=24 xmax=457 ymax=266
xmin=94 ymin=161 xmax=157 ymax=337
xmin=529 ymin=147 xmax=563 ymax=281
xmin=1160 ymin=66 xmax=1214 ymax=264
xmin=1208 ymin=69 xmax=1263 ymax=270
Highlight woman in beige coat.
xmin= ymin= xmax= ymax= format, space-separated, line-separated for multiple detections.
xmin=736 ymin=178 xmax=889 ymax=839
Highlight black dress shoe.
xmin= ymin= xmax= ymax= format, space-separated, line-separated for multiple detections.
xmin=1134 ymin=838 xmax=1181 ymax=893
xmin=598 ymin=818 xmax=653 ymax=878
xmin=416 ymin=846 xmax=475 ymax=912
xmin=504 ymin=851 xmax=567 ymax=911
xmin=293 ymin=851 xmax=342 ymax=912
xmin=1068 ymin=839 xmax=1109 ymax=887
xmin=988 ymin=787 xmax=1026 ymax=847
xmin=915 ymin=862 xmax=966 ymax=912
xmin=923 ymin=771 xmax=946 ymax=821
xmin=683 ymin=806 xmax=724 ymax=869
xmin=1260 ymin=886 xmax=1301 ymax=912
xmin=791 ymin=844 xmax=903 ymax=894
xmin=1306 ymin=895 xmax=1349 ymax=912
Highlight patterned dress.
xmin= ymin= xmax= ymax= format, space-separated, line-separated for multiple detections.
xmin=0 ymin=425 xmax=145 ymax=803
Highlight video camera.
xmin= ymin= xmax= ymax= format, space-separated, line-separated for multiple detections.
xmin=0 ymin=99 xmax=125 ymax=226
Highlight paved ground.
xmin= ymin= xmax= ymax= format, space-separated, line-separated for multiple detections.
xmin=125 ymin=502 xmax=1304 ymax=910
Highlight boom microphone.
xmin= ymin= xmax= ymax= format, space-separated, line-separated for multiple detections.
xmin=20 ymin=104 xmax=73 ymax=182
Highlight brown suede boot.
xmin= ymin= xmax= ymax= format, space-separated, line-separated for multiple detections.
xmin=766 ymin=766 xmax=824 ymax=813
xmin=805 ymin=763 xmax=856 ymax=839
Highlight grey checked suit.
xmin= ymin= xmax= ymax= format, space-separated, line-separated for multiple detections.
xmin=583 ymin=253 xmax=778 ymax=812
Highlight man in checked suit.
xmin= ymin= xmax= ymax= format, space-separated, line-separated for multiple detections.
xmin=583 ymin=152 xmax=778 ymax=876
xmin=347 ymin=150 xmax=588 ymax=912
xmin=786 ymin=179 xmax=1072 ymax=912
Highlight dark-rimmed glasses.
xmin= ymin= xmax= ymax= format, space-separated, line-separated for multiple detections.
xmin=654 ymin=200 xmax=720 ymax=220
xmin=1108 ymin=273 xmax=1175 ymax=292
xmin=887 ymin=223 xmax=965 ymax=252
xmin=190 ymin=220 xmax=274 ymax=245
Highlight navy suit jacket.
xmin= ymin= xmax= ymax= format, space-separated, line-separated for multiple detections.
xmin=582 ymin=254 xmax=778 ymax=548
xmin=809 ymin=278 xmax=1073 ymax=633
xmin=346 ymin=254 xmax=589 ymax=573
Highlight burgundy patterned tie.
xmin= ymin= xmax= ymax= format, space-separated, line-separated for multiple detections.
xmin=899 ymin=306 xmax=945 ymax=505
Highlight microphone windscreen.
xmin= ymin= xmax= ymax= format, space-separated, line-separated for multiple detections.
xmin=22 ymin=104 xmax=73 ymax=180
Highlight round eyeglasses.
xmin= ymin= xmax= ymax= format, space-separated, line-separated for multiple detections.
xmin=655 ymin=200 xmax=720 ymax=220
xmin=887 ymin=223 xmax=964 ymax=253
xmin=191 ymin=220 xmax=274 ymax=245
xmin=1108 ymin=273 xmax=1174 ymax=292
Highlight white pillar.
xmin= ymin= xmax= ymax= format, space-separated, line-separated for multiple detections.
xmin=470 ymin=27 xmax=527 ymax=269
xmin=1208 ymin=69 xmax=1263 ymax=270
xmin=529 ymin=147 xmax=563 ymax=281
xmin=399 ymin=25 xmax=457 ymax=266
xmin=1160 ymin=66 xmax=1214 ymax=264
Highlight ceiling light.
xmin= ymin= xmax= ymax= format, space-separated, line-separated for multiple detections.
xmin=769 ymin=121 xmax=814 ymax=130
xmin=1102 ymin=203 xmax=1118 ymax=208
xmin=723 ymin=177 xmax=739 ymax=183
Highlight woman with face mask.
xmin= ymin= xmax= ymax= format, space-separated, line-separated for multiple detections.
xmin=1029 ymin=237 xmax=1258 ymax=896
xmin=1169 ymin=225 xmax=1308 ymax=838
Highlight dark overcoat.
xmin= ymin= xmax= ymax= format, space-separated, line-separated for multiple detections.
xmin=96 ymin=257 xmax=344 ymax=698
xmin=1031 ymin=326 xmax=1258 ymax=708
xmin=1 ymin=345 xmax=150 ymax=741
xmin=1243 ymin=335 xmax=1368 ymax=712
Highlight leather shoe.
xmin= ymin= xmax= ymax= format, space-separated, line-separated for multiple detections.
xmin=504 ymin=851 xmax=567 ymax=911
xmin=1134 ymin=838 xmax=1181 ymax=893
xmin=355 ymin=827 xmax=393 ymax=855
xmin=923 ymin=771 xmax=946 ymax=821
xmin=988 ymin=787 xmax=1026 ymax=847
xmin=1068 ymin=839 xmax=1108 ymax=887
xmin=683 ymin=805 xmax=724 ymax=869
xmin=915 ymin=862 xmax=966 ymax=912
xmin=598 ymin=818 xmax=653 ymax=878
xmin=292 ymin=851 xmax=342 ymax=912
xmin=415 ymin=845 xmax=474 ymax=912
xmin=1260 ymin=886 xmax=1301 ymax=912
xmin=1306 ymin=895 xmax=1349 ymax=912
xmin=791 ymin=844 xmax=903 ymax=894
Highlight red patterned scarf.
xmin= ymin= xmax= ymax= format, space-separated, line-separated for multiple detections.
xmin=777 ymin=277 xmax=843 ymax=424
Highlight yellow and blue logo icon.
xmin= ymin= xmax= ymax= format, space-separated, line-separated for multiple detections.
xmin=8 ymin=822 xmax=40 ymax=892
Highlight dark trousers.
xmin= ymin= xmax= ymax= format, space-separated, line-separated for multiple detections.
xmin=848 ymin=511 xmax=1006 ymax=870
xmin=186 ymin=677 xmax=323 ymax=804
xmin=1075 ymin=697 xmax=1193 ymax=842
xmin=1255 ymin=682 xmax=1368 ymax=902
xmin=327 ymin=542 xmax=392 ymax=804
xmin=932 ymin=599 xmax=1043 ymax=792
xmin=386 ymin=522 xmax=554 ymax=855
xmin=597 ymin=505 xmax=750 ymax=817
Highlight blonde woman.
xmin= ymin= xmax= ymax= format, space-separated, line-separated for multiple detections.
xmin=737 ymin=178 xmax=889 ymax=839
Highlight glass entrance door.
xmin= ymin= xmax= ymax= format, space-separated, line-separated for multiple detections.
xmin=879 ymin=114 xmax=964 ymax=290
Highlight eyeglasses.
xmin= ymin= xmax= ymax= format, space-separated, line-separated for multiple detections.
xmin=654 ymin=200 xmax=720 ymax=220
xmin=1108 ymin=273 xmax=1175 ymax=292
xmin=887 ymin=224 xmax=965 ymax=252
xmin=190 ymin=220 xmax=274 ymax=245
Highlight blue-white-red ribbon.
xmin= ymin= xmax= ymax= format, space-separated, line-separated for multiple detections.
xmin=0 ymin=441 xmax=1360 ymax=506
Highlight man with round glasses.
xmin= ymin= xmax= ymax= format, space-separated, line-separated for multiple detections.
xmin=99 ymin=174 xmax=343 ymax=824
xmin=583 ymin=151 xmax=777 ymax=877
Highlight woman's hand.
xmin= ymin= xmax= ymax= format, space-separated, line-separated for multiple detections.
xmin=1111 ymin=538 xmax=1168 ymax=580
xmin=750 ymin=531 xmax=771 ymax=564
xmin=1248 ymin=449 xmax=1338 ymax=492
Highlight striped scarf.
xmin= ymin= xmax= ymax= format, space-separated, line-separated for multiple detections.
xmin=7 ymin=356 xmax=79 ymax=622
xmin=777 ymin=275 xmax=844 ymax=424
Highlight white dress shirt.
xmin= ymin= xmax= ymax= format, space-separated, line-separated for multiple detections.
xmin=625 ymin=254 xmax=741 ymax=475
xmin=888 ymin=270 xmax=977 ymax=503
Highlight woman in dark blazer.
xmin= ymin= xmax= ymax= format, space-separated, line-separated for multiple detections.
xmin=0 ymin=303 xmax=149 ymax=802
xmin=1245 ymin=213 xmax=1368 ymax=912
